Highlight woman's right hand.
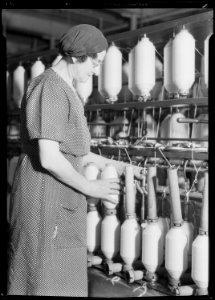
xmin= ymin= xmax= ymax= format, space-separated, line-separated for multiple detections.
xmin=86 ymin=178 xmax=121 ymax=205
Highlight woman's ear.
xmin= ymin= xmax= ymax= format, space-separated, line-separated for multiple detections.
xmin=71 ymin=57 xmax=77 ymax=63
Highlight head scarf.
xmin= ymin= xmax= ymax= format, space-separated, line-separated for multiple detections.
xmin=57 ymin=24 xmax=108 ymax=57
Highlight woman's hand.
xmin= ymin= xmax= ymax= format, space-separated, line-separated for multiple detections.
xmin=130 ymin=165 xmax=145 ymax=181
xmin=119 ymin=164 xmax=145 ymax=195
xmin=87 ymin=178 xmax=121 ymax=205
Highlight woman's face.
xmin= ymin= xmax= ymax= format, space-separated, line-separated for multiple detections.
xmin=72 ymin=50 xmax=106 ymax=82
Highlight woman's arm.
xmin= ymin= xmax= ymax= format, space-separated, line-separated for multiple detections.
xmin=82 ymin=151 xmax=143 ymax=179
xmin=38 ymin=139 xmax=120 ymax=202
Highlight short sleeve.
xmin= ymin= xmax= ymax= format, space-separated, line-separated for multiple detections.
xmin=25 ymin=77 xmax=69 ymax=142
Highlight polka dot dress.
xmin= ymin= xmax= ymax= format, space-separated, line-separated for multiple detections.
xmin=7 ymin=68 xmax=91 ymax=296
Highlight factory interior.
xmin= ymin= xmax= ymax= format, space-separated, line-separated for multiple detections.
xmin=4 ymin=8 xmax=212 ymax=297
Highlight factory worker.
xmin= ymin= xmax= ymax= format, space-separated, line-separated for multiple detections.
xmin=7 ymin=24 xmax=144 ymax=297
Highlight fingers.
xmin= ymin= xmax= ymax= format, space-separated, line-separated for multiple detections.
xmin=106 ymin=178 xmax=120 ymax=184
xmin=133 ymin=168 xmax=145 ymax=180
xmin=134 ymin=169 xmax=143 ymax=179
xmin=122 ymin=166 xmax=144 ymax=181
xmin=135 ymin=174 xmax=144 ymax=181
xmin=109 ymin=190 xmax=120 ymax=195
xmin=103 ymin=197 xmax=119 ymax=205
xmin=101 ymin=178 xmax=121 ymax=191
xmin=109 ymin=182 xmax=121 ymax=191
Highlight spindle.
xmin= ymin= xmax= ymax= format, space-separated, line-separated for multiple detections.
xmin=128 ymin=34 xmax=155 ymax=101
xmin=98 ymin=43 xmax=122 ymax=103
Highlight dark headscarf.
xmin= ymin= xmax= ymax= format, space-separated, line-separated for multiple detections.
xmin=57 ymin=24 xmax=108 ymax=57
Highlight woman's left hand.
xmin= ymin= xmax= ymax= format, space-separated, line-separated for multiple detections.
xmin=123 ymin=164 xmax=144 ymax=181
xmin=133 ymin=165 xmax=145 ymax=180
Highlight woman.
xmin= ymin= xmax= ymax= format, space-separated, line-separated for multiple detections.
xmin=7 ymin=24 xmax=143 ymax=296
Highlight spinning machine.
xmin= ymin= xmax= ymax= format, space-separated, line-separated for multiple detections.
xmin=7 ymin=11 xmax=211 ymax=297
xmin=84 ymin=24 xmax=210 ymax=297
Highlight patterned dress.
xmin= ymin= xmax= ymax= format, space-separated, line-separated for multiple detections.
xmin=7 ymin=68 xmax=91 ymax=296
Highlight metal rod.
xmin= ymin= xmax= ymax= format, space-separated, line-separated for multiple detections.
xmin=131 ymin=137 xmax=208 ymax=141
xmin=92 ymin=147 xmax=208 ymax=162
xmin=177 ymin=118 xmax=208 ymax=124
xmin=156 ymin=164 xmax=207 ymax=172
xmin=156 ymin=185 xmax=203 ymax=202
xmin=7 ymin=49 xmax=58 ymax=65
xmin=107 ymin=11 xmax=213 ymax=45
xmin=128 ymin=109 xmax=134 ymax=136
xmin=91 ymin=136 xmax=208 ymax=142
xmin=85 ymin=98 xmax=208 ymax=111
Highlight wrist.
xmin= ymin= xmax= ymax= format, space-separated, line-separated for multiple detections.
xmin=82 ymin=178 xmax=93 ymax=197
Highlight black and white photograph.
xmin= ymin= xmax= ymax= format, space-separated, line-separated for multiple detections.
xmin=2 ymin=5 xmax=212 ymax=298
